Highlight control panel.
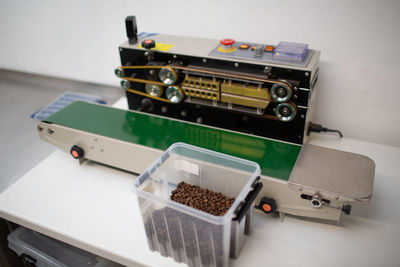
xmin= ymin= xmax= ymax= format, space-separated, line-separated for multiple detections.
xmin=209 ymin=38 xmax=312 ymax=67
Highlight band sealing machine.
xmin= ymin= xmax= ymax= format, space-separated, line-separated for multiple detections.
xmin=37 ymin=16 xmax=375 ymax=223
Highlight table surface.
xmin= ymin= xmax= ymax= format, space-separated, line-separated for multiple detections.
xmin=1 ymin=98 xmax=399 ymax=267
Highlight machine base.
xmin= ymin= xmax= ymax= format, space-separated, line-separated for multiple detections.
xmin=37 ymin=101 xmax=375 ymax=222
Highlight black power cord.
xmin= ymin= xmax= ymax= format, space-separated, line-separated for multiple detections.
xmin=307 ymin=122 xmax=343 ymax=138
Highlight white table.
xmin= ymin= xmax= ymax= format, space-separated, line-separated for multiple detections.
xmin=1 ymin=98 xmax=399 ymax=267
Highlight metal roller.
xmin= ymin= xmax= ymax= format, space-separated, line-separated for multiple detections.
xmin=159 ymin=67 xmax=179 ymax=85
xmin=275 ymin=102 xmax=296 ymax=122
xmin=145 ymin=84 xmax=163 ymax=97
xmin=270 ymin=83 xmax=292 ymax=103
xmin=165 ymin=86 xmax=184 ymax=103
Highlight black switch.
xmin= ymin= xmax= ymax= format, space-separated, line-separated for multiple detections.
xmin=142 ymin=39 xmax=156 ymax=49
xmin=125 ymin=16 xmax=137 ymax=45
xmin=70 ymin=145 xmax=84 ymax=159
xmin=257 ymin=197 xmax=277 ymax=214
xmin=342 ymin=204 xmax=352 ymax=215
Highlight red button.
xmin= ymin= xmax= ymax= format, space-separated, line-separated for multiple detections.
xmin=220 ymin=38 xmax=235 ymax=46
xmin=71 ymin=150 xmax=79 ymax=158
xmin=262 ymin=204 xmax=272 ymax=212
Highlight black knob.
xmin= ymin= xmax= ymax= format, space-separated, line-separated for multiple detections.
xmin=142 ymin=39 xmax=156 ymax=49
xmin=342 ymin=204 xmax=352 ymax=215
xmin=125 ymin=16 xmax=138 ymax=44
xmin=137 ymin=98 xmax=153 ymax=112
xmin=258 ymin=197 xmax=277 ymax=214
xmin=70 ymin=145 xmax=84 ymax=159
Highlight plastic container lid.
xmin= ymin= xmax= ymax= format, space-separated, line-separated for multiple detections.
xmin=7 ymin=227 xmax=120 ymax=267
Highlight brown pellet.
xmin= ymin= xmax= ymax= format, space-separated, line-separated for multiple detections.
xmin=143 ymin=181 xmax=236 ymax=267
xmin=170 ymin=181 xmax=235 ymax=216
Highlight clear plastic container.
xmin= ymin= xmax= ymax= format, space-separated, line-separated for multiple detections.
xmin=133 ymin=142 xmax=261 ymax=267
xmin=7 ymin=226 xmax=121 ymax=267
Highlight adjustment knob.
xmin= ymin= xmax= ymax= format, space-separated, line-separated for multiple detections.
xmin=254 ymin=45 xmax=264 ymax=57
xmin=70 ymin=145 xmax=84 ymax=159
xmin=142 ymin=39 xmax=156 ymax=49
xmin=258 ymin=197 xmax=277 ymax=214
xmin=311 ymin=194 xmax=322 ymax=208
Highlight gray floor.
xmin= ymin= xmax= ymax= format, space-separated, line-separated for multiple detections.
xmin=0 ymin=69 xmax=124 ymax=192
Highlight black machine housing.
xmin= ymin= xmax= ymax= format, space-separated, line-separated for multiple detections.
xmin=117 ymin=17 xmax=320 ymax=145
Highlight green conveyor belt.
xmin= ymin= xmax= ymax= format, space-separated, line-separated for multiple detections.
xmin=44 ymin=101 xmax=301 ymax=180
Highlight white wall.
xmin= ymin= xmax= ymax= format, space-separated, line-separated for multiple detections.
xmin=0 ymin=0 xmax=399 ymax=146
